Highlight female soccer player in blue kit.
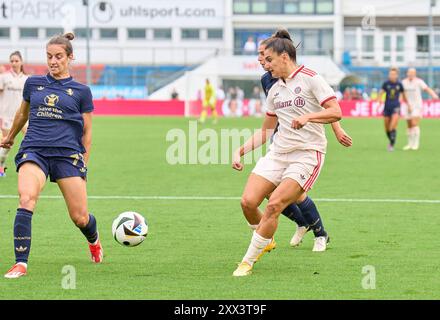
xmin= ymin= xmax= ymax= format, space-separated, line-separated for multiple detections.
xmin=0 ymin=33 xmax=103 ymax=278
xmin=377 ymin=67 xmax=411 ymax=152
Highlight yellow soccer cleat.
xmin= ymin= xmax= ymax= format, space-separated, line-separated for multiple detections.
xmin=233 ymin=261 xmax=253 ymax=277
xmin=255 ymin=238 xmax=276 ymax=262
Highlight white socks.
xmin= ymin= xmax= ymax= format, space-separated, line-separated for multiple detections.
xmin=0 ymin=147 xmax=10 ymax=167
xmin=412 ymin=126 xmax=420 ymax=149
xmin=242 ymin=231 xmax=272 ymax=266
xmin=407 ymin=127 xmax=420 ymax=149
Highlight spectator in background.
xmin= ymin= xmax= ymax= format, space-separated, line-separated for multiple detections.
xmin=235 ymin=86 xmax=244 ymax=101
xmin=335 ymin=87 xmax=343 ymax=101
xmin=370 ymin=88 xmax=378 ymax=101
xmin=0 ymin=65 xmax=6 ymax=74
xmin=351 ymin=88 xmax=361 ymax=100
xmin=243 ymin=36 xmax=257 ymax=55
xmin=362 ymin=90 xmax=369 ymax=101
xmin=248 ymin=86 xmax=264 ymax=117
xmin=343 ymin=87 xmax=352 ymax=100
xmin=216 ymin=85 xmax=225 ymax=101
xmin=223 ymin=87 xmax=243 ymax=117
xmin=171 ymin=88 xmax=179 ymax=100
xmin=227 ymin=86 xmax=237 ymax=101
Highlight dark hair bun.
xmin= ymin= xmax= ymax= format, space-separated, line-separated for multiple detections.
xmin=63 ymin=32 xmax=75 ymax=41
xmin=274 ymin=29 xmax=292 ymax=41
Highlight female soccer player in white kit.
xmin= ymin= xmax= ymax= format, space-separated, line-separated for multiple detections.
xmin=0 ymin=51 xmax=28 ymax=177
xmin=232 ymin=29 xmax=342 ymax=277
xmin=402 ymin=68 xmax=438 ymax=150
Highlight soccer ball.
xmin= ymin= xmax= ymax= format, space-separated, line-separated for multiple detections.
xmin=112 ymin=211 xmax=148 ymax=247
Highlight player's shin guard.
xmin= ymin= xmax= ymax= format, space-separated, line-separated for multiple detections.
xmin=79 ymin=214 xmax=98 ymax=244
xmin=297 ymin=197 xmax=326 ymax=237
xmin=282 ymin=203 xmax=308 ymax=227
xmin=14 ymin=208 xmax=33 ymax=264
xmin=242 ymin=231 xmax=272 ymax=266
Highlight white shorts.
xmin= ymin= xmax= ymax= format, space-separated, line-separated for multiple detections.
xmin=0 ymin=117 xmax=13 ymax=130
xmin=252 ymin=149 xmax=325 ymax=191
xmin=402 ymin=104 xmax=423 ymax=120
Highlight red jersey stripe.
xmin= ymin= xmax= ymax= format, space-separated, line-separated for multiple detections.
xmin=320 ymin=96 xmax=337 ymax=106
xmin=302 ymin=68 xmax=317 ymax=75
xmin=287 ymin=65 xmax=304 ymax=80
xmin=300 ymin=70 xmax=316 ymax=77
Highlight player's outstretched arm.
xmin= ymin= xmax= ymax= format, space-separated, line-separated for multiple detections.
xmin=331 ymin=122 xmax=353 ymax=147
xmin=292 ymin=98 xmax=342 ymax=129
xmin=425 ymin=87 xmax=439 ymax=100
xmin=82 ymin=112 xmax=93 ymax=165
xmin=232 ymin=114 xmax=278 ymax=171
xmin=0 ymin=100 xmax=30 ymax=149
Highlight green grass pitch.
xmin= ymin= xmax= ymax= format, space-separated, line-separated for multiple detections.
xmin=0 ymin=116 xmax=439 ymax=299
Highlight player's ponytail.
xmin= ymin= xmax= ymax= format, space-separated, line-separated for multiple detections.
xmin=274 ymin=29 xmax=292 ymax=41
xmin=47 ymin=32 xmax=75 ymax=56
xmin=63 ymin=32 xmax=75 ymax=41
xmin=265 ymin=28 xmax=297 ymax=62
xmin=9 ymin=50 xmax=25 ymax=74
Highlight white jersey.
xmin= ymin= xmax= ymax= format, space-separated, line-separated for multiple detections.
xmin=0 ymin=71 xmax=28 ymax=119
xmin=266 ymin=65 xmax=336 ymax=154
xmin=402 ymin=77 xmax=427 ymax=109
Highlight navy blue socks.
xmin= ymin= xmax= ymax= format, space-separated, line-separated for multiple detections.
xmin=281 ymin=203 xmax=308 ymax=227
xmin=297 ymin=197 xmax=327 ymax=237
xmin=14 ymin=208 xmax=33 ymax=264
xmin=387 ymin=130 xmax=396 ymax=146
xmin=79 ymin=214 xmax=98 ymax=244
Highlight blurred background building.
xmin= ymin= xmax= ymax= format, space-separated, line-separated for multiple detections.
xmin=0 ymin=0 xmax=438 ymax=100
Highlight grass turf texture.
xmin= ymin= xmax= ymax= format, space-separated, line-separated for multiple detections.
xmin=0 ymin=117 xmax=439 ymax=299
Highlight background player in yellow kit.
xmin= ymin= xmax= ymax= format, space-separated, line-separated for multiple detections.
xmin=199 ymin=78 xmax=218 ymax=124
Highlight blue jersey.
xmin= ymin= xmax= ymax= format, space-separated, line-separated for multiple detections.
xmin=261 ymin=71 xmax=280 ymax=136
xmin=261 ymin=71 xmax=278 ymax=97
xmin=21 ymin=73 xmax=94 ymax=154
xmin=382 ymin=80 xmax=404 ymax=108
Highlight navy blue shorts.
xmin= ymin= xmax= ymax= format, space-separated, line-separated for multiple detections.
xmin=15 ymin=147 xmax=87 ymax=183
xmin=383 ymin=105 xmax=400 ymax=117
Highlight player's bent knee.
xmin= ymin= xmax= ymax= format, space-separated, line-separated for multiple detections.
xmin=71 ymin=213 xmax=89 ymax=228
xmin=265 ymin=200 xmax=284 ymax=216
xmin=241 ymin=196 xmax=258 ymax=212
xmin=18 ymin=194 xmax=38 ymax=211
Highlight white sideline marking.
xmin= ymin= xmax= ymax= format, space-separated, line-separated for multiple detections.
xmin=0 ymin=195 xmax=439 ymax=203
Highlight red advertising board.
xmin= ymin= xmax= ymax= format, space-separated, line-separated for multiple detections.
xmin=93 ymin=99 xmax=440 ymax=118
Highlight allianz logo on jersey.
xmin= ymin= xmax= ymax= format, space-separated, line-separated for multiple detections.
xmin=44 ymin=94 xmax=59 ymax=107
xmin=274 ymin=99 xmax=293 ymax=110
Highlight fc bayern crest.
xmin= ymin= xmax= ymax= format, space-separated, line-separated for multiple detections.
xmin=294 ymin=97 xmax=305 ymax=108
xmin=294 ymin=86 xmax=302 ymax=94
